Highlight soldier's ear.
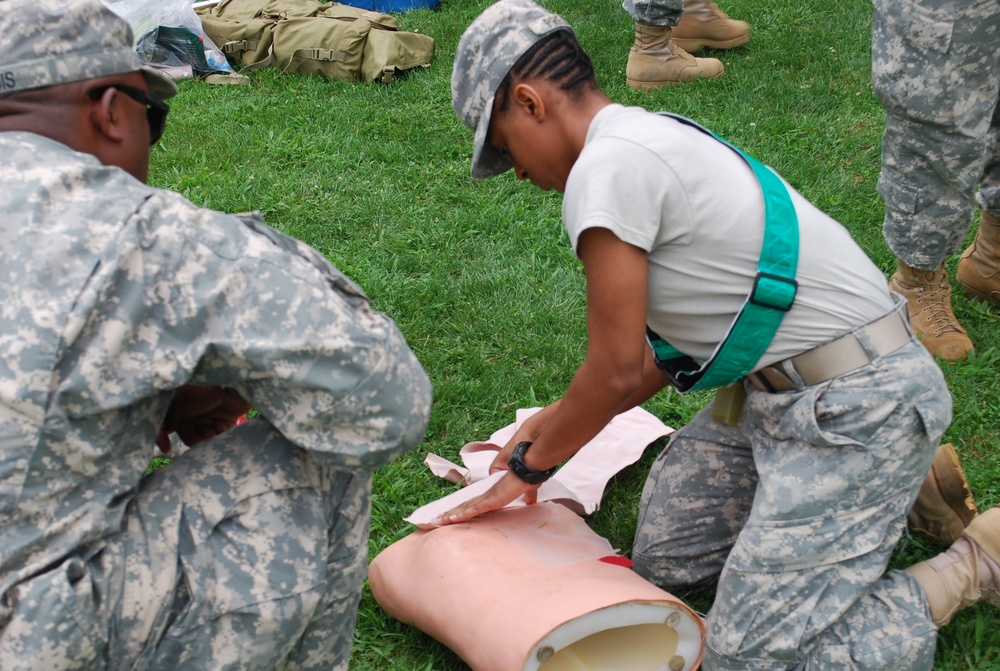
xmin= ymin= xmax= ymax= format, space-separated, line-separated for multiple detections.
xmin=82 ymin=83 xmax=152 ymax=183
xmin=511 ymin=82 xmax=547 ymax=123
xmin=87 ymin=87 xmax=128 ymax=143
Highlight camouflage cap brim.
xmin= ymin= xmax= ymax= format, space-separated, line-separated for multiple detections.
xmin=451 ymin=0 xmax=572 ymax=180
xmin=471 ymin=93 xmax=512 ymax=179
xmin=140 ymin=66 xmax=180 ymax=101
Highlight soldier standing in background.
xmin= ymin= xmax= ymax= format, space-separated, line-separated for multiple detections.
xmin=873 ymin=0 xmax=1000 ymax=360
xmin=624 ymin=0 xmax=750 ymax=90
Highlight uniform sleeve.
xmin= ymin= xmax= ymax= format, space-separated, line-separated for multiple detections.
xmin=57 ymin=192 xmax=432 ymax=471
xmin=563 ymin=136 xmax=685 ymax=255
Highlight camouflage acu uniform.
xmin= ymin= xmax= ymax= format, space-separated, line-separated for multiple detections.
xmin=623 ymin=0 xmax=685 ymax=27
xmin=0 ymin=132 xmax=432 ymax=670
xmin=633 ymin=333 xmax=952 ymax=669
xmin=873 ymin=0 xmax=1000 ymax=268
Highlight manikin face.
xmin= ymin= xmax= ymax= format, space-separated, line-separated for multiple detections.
xmin=486 ymin=82 xmax=573 ymax=193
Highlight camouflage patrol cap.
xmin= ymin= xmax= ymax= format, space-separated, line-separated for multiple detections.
xmin=0 ymin=0 xmax=177 ymax=100
xmin=451 ymin=0 xmax=572 ymax=179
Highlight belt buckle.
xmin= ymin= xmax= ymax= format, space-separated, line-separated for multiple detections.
xmin=748 ymin=366 xmax=795 ymax=392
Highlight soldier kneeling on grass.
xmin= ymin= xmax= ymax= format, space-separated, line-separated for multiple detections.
xmin=436 ymin=2 xmax=1000 ymax=669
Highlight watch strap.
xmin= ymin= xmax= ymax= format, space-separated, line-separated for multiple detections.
xmin=507 ymin=441 xmax=557 ymax=485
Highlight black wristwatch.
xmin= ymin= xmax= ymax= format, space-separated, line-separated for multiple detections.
xmin=507 ymin=441 xmax=558 ymax=485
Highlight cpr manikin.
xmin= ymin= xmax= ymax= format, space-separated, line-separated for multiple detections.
xmin=368 ymin=408 xmax=705 ymax=671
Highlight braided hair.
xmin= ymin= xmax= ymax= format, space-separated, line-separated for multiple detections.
xmin=494 ymin=29 xmax=597 ymax=113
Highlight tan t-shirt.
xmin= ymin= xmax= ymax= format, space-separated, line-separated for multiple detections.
xmin=562 ymin=104 xmax=893 ymax=366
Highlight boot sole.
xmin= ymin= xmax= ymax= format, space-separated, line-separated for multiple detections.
xmin=627 ymin=78 xmax=683 ymax=91
xmin=672 ymin=34 xmax=750 ymax=53
xmin=909 ymin=443 xmax=979 ymax=544
xmin=934 ymin=443 xmax=979 ymax=522
xmin=626 ymin=70 xmax=725 ymax=91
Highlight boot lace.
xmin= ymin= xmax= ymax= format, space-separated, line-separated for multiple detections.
xmin=914 ymin=277 xmax=964 ymax=336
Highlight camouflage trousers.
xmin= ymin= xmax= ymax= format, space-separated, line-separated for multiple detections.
xmin=873 ymin=0 xmax=1000 ymax=269
xmin=623 ymin=0 xmax=684 ymax=26
xmin=633 ymin=335 xmax=952 ymax=669
xmin=101 ymin=419 xmax=370 ymax=671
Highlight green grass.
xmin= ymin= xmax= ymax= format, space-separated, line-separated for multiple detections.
xmin=147 ymin=0 xmax=1000 ymax=667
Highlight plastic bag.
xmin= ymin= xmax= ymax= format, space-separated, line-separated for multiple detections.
xmin=100 ymin=0 xmax=233 ymax=76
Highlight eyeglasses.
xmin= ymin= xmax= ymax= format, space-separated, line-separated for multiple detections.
xmin=86 ymin=84 xmax=170 ymax=146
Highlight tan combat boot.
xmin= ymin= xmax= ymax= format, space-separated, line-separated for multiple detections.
xmin=957 ymin=209 xmax=1000 ymax=305
xmin=672 ymin=0 xmax=750 ymax=53
xmin=908 ymin=443 xmax=979 ymax=546
xmin=888 ymin=259 xmax=973 ymax=361
xmin=626 ymin=22 xmax=724 ymax=91
xmin=906 ymin=507 xmax=1000 ymax=627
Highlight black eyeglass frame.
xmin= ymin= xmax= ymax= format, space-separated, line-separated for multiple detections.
xmin=86 ymin=84 xmax=170 ymax=146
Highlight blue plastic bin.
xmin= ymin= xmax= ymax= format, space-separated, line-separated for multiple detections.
xmin=337 ymin=0 xmax=439 ymax=10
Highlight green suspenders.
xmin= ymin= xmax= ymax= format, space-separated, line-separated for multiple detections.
xmin=646 ymin=114 xmax=799 ymax=393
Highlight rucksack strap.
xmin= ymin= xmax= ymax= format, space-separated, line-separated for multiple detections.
xmin=646 ymin=113 xmax=799 ymax=393
xmin=291 ymin=47 xmax=347 ymax=63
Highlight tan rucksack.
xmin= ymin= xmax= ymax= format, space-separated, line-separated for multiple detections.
xmin=197 ymin=0 xmax=435 ymax=83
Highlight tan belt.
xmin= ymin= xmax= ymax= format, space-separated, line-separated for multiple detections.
xmin=746 ymin=306 xmax=913 ymax=392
